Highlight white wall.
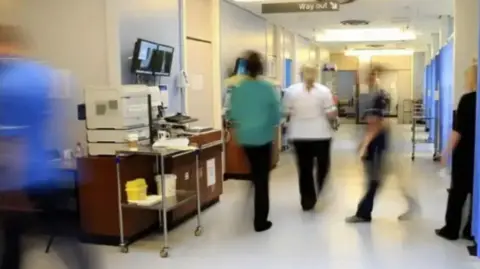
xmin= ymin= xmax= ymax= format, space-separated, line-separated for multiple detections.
xmin=412 ymin=52 xmax=426 ymax=99
xmin=183 ymin=0 xmax=222 ymax=128
xmin=317 ymin=48 xmax=330 ymax=83
xmin=453 ymin=0 xmax=479 ymax=105
xmin=0 ymin=0 xmax=18 ymax=24
xmin=267 ymin=23 xmax=275 ymax=56
xmin=11 ymin=0 xmax=112 ymax=148
xmin=115 ymin=0 xmax=184 ymax=113
xmin=283 ymin=31 xmax=294 ymax=60
xmin=6 ymin=0 xmax=186 ymax=148
xmin=220 ymin=0 xmax=267 ymax=85
xmin=294 ymin=35 xmax=311 ymax=82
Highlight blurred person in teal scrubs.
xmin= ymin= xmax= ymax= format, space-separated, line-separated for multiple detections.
xmin=227 ymin=51 xmax=281 ymax=232
xmin=0 ymin=25 xmax=94 ymax=269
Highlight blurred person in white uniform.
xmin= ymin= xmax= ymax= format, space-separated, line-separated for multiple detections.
xmin=284 ymin=63 xmax=337 ymax=211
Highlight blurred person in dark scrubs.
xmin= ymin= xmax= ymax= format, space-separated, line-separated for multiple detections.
xmin=0 ymin=25 xmax=94 ymax=269
xmin=346 ymin=67 xmax=418 ymax=223
xmin=436 ymin=63 xmax=477 ymax=241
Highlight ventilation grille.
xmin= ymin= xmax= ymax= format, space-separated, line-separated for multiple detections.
xmin=335 ymin=0 xmax=357 ymax=4
xmin=340 ymin=19 xmax=370 ymax=26
xmin=391 ymin=17 xmax=411 ymax=24
xmin=367 ymin=44 xmax=385 ymax=48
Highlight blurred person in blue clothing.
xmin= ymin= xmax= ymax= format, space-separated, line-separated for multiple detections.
xmin=0 ymin=25 xmax=93 ymax=269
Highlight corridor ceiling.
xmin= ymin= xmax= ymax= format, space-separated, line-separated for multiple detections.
xmin=232 ymin=0 xmax=453 ymax=51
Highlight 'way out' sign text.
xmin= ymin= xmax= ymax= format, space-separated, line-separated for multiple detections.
xmin=262 ymin=1 xmax=340 ymax=14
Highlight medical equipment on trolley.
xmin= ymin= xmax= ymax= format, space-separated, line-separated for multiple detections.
xmin=85 ymin=85 xmax=152 ymax=155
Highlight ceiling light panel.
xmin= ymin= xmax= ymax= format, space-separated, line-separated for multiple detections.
xmin=317 ymin=28 xmax=417 ymax=42
xmin=344 ymin=49 xmax=415 ymax=56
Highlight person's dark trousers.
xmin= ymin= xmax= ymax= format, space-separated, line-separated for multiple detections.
xmin=443 ymin=181 xmax=472 ymax=238
xmin=1 ymin=213 xmax=23 ymax=269
xmin=355 ymin=159 xmax=383 ymax=220
xmin=243 ymin=143 xmax=272 ymax=230
xmin=1 ymin=186 xmax=92 ymax=269
xmin=463 ymin=199 xmax=473 ymax=239
xmin=292 ymin=139 xmax=332 ymax=210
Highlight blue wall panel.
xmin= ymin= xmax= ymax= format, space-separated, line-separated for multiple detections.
xmin=474 ymin=4 xmax=480 ymax=254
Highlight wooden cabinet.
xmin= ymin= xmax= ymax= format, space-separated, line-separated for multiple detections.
xmin=224 ymin=126 xmax=280 ymax=180
xmin=77 ymin=131 xmax=223 ymax=244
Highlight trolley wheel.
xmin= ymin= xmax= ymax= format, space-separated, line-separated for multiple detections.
xmin=194 ymin=226 xmax=203 ymax=237
xmin=120 ymin=245 xmax=129 ymax=253
xmin=160 ymin=247 xmax=169 ymax=258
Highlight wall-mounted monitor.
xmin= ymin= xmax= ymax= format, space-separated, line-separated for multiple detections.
xmin=234 ymin=58 xmax=248 ymax=75
xmin=131 ymin=39 xmax=158 ymax=74
xmin=151 ymin=44 xmax=175 ymax=77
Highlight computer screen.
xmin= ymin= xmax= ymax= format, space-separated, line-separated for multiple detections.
xmin=234 ymin=58 xmax=248 ymax=75
xmin=151 ymin=44 xmax=174 ymax=76
xmin=131 ymin=39 xmax=158 ymax=74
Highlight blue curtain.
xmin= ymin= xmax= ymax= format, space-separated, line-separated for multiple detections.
xmin=425 ymin=63 xmax=431 ymax=117
xmin=422 ymin=65 xmax=429 ymax=113
xmin=474 ymin=6 xmax=480 ymax=253
xmin=438 ymin=49 xmax=444 ymax=151
xmin=436 ymin=54 xmax=442 ymax=151
xmin=438 ymin=47 xmax=445 ymax=151
xmin=429 ymin=58 xmax=437 ymax=142
xmin=284 ymin=59 xmax=292 ymax=88
xmin=425 ymin=63 xmax=432 ymax=140
xmin=439 ymin=41 xmax=454 ymax=153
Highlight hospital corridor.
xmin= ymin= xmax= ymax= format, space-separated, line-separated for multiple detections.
xmin=2 ymin=0 xmax=480 ymax=268
xmin=17 ymin=124 xmax=476 ymax=269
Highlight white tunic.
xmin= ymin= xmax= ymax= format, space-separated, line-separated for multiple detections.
xmin=284 ymin=83 xmax=336 ymax=140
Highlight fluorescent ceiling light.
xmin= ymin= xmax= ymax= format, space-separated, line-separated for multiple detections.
xmin=317 ymin=28 xmax=416 ymax=42
xmin=234 ymin=0 xmax=263 ymax=2
xmin=344 ymin=49 xmax=415 ymax=56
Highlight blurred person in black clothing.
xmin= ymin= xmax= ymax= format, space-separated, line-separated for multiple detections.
xmin=0 ymin=25 xmax=94 ymax=269
xmin=436 ymin=63 xmax=477 ymax=241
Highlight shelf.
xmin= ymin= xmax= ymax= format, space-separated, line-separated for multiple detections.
xmin=154 ymin=118 xmax=198 ymax=126
xmin=412 ymin=139 xmax=430 ymax=143
xmin=122 ymin=190 xmax=197 ymax=212
xmin=116 ymin=146 xmax=194 ymax=157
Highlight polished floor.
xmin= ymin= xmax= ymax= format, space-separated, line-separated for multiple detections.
xmin=25 ymin=124 xmax=480 ymax=269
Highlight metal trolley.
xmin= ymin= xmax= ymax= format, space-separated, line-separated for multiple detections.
xmin=115 ymin=145 xmax=206 ymax=258
xmin=411 ymin=116 xmax=434 ymax=161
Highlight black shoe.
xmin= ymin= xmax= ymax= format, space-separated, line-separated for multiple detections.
xmin=254 ymin=221 xmax=273 ymax=232
xmin=301 ymin=198 xmax=317 ymax=211
xmin=435 ymin=228 xmax=459 ymax=241
xmin=302 ymin=205 xmax=316 ymax=211
xmin=345 ymin=215 xmax=372 ymax=223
